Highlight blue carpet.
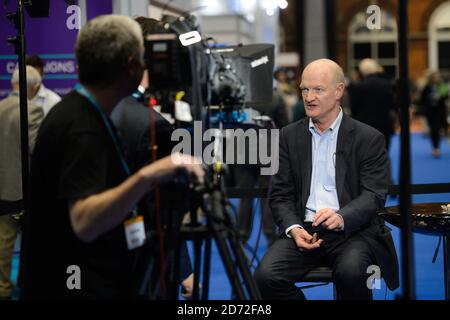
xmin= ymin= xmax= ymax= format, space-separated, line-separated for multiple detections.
xmin=198 ymin=132 xmax=450 ymax=300
xmin=10 ymin=133 xmax=450 ymax=299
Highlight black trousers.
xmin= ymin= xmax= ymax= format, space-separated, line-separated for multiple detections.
xmin=234 ymin=165 xmax=276 ymax=245
xmin=426 ymin=105 xmax=447 ymax=149
xmin=254 ymin=229 xmax=376 ymax=300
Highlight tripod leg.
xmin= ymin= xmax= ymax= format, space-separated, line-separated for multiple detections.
xmin=137 ymin=252 xmax=155 ymax=297
xmin=161 ymin=209 xmax=185 ymax=300
xmin=227 ymin=229 xmax=262 ymax=299
xmin=207 ymin=188 xmax=262 ymax=299
xmin=202 ymin=237 xmax=212 ymax=300
xmin=209 ymin=223 xmax=247 ymax=299
xmin=192 ymin=236 xmax=203 ymax=300
xmin=207 ymin=190 xmax=248 ymax=299
xmin=169 ymin=231 xmax=182 ymax=299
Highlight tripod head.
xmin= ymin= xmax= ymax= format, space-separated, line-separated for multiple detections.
xmin=186 ymin=161 xmax=233 ymax=226
xmin=192 ymin=162 xmax=227 ymax=194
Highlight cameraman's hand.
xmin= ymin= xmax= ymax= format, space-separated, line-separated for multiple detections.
xmin=68 ymin=153 xmax=203 ymax=243
xmin=139 ymin=153 xmax=204 ymax=188
xmin=181 ymin=273 xmax=202 ymax=299
xmin=290 ymin=227 xmax=323 ymax=252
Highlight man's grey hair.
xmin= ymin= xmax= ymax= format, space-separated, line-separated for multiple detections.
xmin=359 ymin=58 xmax=379 ymax=77
xmin=11 ymin=65 xmax=42 ymax=87
xmin=334 ymin=64 xmax=345 ymax=85
xmin=75 ymin=14 xmax=143 ymax=86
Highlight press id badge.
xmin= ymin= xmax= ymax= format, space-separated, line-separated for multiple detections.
xmin=124 ymin=215 xmax=146 ymax=250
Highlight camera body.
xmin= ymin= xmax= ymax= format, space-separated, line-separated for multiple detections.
xmin=144 ymin=14 xmax=275 ymax=124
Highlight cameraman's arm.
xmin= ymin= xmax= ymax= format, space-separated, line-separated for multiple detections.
xmin=69 ymin=154 xmax=203 ymax=243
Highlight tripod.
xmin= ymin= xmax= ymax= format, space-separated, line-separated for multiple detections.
xmin=135 ymin=163 xmax=261 ymax=300
xmin=181 ymin=163 xmax=261 ymax=300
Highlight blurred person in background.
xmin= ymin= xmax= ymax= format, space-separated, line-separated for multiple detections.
xmin=420 ymin=71 xmax=449 ymax=157
xmin=349 ymin=58 xmax=397 ymax=183
xmin=26 ymin=55 xmax=61 ymax=117
xmin=0 ymin=66 xmax=44 ymax=300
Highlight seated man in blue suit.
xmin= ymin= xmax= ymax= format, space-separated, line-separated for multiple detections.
xmin=254 ymin=59 xmax=399 ymax=300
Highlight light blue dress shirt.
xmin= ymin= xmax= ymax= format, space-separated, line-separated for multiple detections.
xmin=285 ymin=108 xmax=344 ymax=236
xmin=304 ymin=108 xmax=343 ymax=221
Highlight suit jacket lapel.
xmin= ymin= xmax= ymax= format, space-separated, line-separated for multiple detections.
xmin=335 ymin=114 xmax=354 ymax=202
xmin=296 ymin=119 xmax=312 ymax=207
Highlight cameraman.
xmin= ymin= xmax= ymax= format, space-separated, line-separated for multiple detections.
xmin=20 ymin=15 xmax=203 ymax=299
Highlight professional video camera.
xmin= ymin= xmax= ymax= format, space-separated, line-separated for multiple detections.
xmin=144 ymin=14 xmax=275 ymax=125
xmin=138 ymin=13 xmax=279 ymax=300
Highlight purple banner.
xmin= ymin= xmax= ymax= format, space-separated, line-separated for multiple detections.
xmin=87 ymin=0 xmax=113 ymax=21
xmin=0 ymin=0 xmax=113 ymax=99
xmin=0 ymin=54 xmax=77 ymax=98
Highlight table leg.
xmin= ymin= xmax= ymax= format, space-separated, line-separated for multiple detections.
xmin=444 ymin=235 xmax=450 ymax=300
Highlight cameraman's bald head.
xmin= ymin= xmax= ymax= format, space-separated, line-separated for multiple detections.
xmin=75 ymin=15 xmax=144 ymax=88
